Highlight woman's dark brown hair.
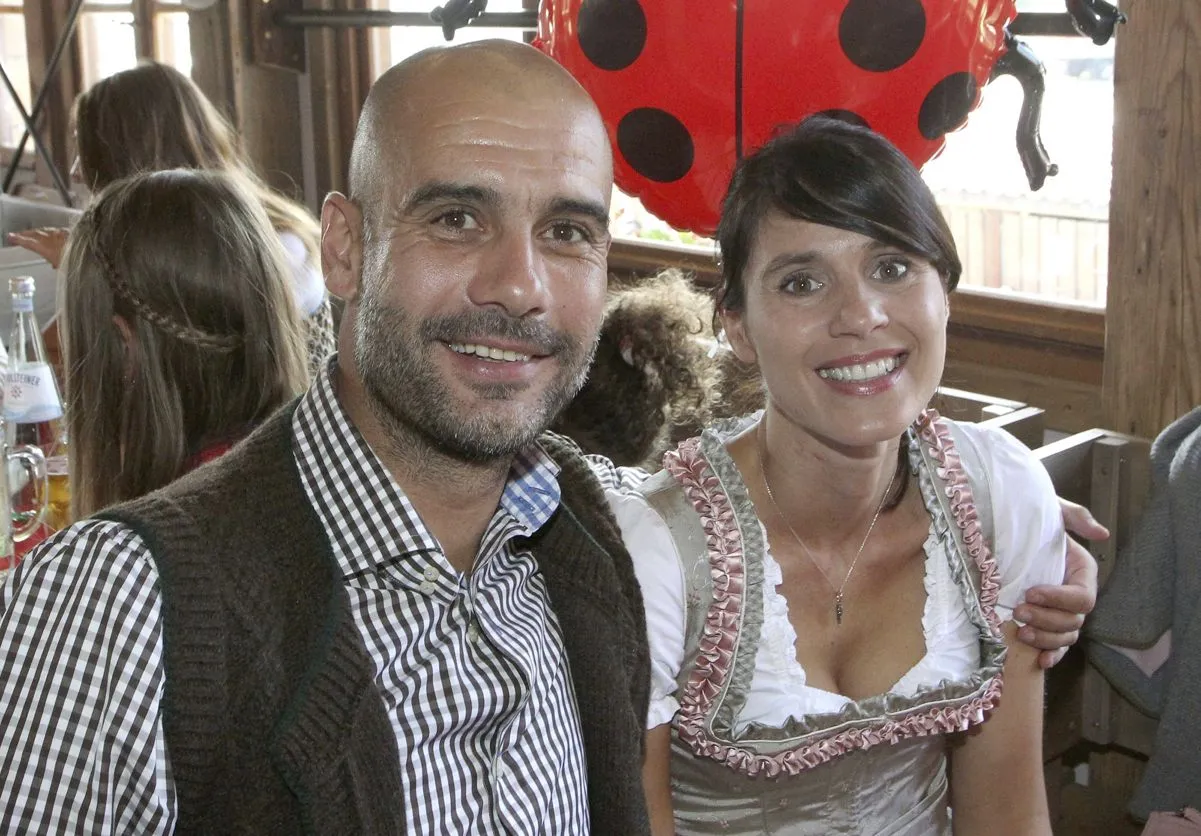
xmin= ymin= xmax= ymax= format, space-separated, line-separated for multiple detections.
xmin=714 ymin=115 xmax=962 ymax=332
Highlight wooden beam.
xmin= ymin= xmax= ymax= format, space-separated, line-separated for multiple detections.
xmin=303 ymin=0 xmax=372 ymax=204
xmin=132 ymin=0 xmax=154 ymax=61
xmin=21 ymin=0 xmax=80 ymax=192
xmin=188 ymin=2 xmax=238 ymax=122
xmin=1104 ymin=0 xmax=1201 ymax=436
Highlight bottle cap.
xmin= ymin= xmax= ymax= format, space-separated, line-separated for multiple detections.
xmin=9 ymin=276 xmax=35 ymax=295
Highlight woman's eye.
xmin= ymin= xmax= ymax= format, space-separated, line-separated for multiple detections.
xmin=781 ymin=274 xmax=822 ymax=294
xmin=874 ymin=259 xmax=910 ymax=281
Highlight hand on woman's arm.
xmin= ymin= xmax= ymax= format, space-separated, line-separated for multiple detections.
xmin=949 ymin=622 xmax=1052 ymax=836
xmin=644 ymin=724 xmax=676 ymax=836
xmin=1016 ymin=498 xmax=1108 ymax=668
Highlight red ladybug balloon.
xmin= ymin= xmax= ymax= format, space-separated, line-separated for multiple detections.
xmin=536 ymin=0 xmax=1018 ymax=236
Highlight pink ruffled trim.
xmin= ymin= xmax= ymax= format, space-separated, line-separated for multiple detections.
xmin=664 ymin=414 xmax=1006 ymax=778
xmin=663 ymin=438 xmax=747 ymax=745
xmin=913 ymin=410 xmax=1005 ymax=635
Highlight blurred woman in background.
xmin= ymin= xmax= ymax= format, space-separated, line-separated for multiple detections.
xmin=10 ymin=60 xmax=335 ymax=375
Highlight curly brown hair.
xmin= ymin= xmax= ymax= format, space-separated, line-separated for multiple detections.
xmin=554 ymin=270 xmax=722 ymax=468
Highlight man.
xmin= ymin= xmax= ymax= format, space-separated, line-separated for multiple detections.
xmin=0 ymin=41 xmax=646 ymax=834
xmin=0 ymin=39 xmax=1097 ymax=835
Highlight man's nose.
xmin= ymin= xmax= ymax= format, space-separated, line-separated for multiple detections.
xmin=467 ymin=231 xmax=551 ymax=318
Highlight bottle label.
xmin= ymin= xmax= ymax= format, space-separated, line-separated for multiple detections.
xmin=11 ymin=297 xmax=33 ymax=313
xmin=46 ymin=455 xmax=69 ymax=477
xmin=4 ymin=363 xmax=63 ymax=423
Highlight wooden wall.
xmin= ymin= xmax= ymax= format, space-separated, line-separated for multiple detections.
xmin=1103 ymin=0 xmax=1201 ymax=437
xmin=190 ymin=0 xmax=371 ymax=213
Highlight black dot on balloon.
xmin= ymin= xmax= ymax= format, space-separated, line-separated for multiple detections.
xmin=839 ymin=0 xmax=926 ymax=73
xmin=814 ymin=109 xmax=871 ymax=129
xmin=617 ymin=108 xmax=694 ymax=183
xmin=578 ymin=0 xmax=647 ymax=71
xmin=918 ymin=72 xmax=978 ymax=140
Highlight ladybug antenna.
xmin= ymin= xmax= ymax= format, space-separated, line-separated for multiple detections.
xmin=429 ymin=0 xmax=488 ymax=41
xmin=990 ymin=31 xmax=1059 ymax=191
xmin=1066 ymin=0 xmax=1127 ymax=46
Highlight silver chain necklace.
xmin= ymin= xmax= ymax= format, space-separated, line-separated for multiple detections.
xmin=755 ymin=421 xmax=898 ymax=625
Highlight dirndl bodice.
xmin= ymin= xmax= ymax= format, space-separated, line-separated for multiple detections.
xmin=639 ymin=411 xmax=1009 ymax=835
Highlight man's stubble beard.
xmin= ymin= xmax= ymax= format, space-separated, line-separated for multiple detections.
xmin=352 ymin=272 xmax=598 ymax=464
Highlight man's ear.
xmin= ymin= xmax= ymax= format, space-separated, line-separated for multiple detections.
xmin=321 ymin=193 xmax=364 ymax=303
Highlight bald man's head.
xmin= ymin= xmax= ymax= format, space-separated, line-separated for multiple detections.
xmin=320 ymin=39 xmax=615 ymax=465
xmin=348 ymin=40 xmax=611 ymax=233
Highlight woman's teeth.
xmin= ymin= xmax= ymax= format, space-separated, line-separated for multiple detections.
xmin=818 ymin=356 xmax=899 ymax=382
xmin=450 ymin=343 xmax=530 ymax=363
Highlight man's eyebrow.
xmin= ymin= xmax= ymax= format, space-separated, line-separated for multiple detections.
xmin=402 ymin=182 xmax=499 ymax=213
xmin=546 ymin=197 xmax=610 ymax=229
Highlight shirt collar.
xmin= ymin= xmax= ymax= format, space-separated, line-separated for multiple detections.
xmin=291 ymin=358 xmax=562 ymax=579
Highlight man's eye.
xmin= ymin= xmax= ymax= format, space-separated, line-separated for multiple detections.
xmin=434 ymin=210 xmax=478 ymax=231
xmin=548 ymin=222 xmax=590 ymax=244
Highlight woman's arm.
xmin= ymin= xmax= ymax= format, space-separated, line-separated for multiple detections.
xmin=949 ymin=621 xmax=1051 ymax=836
xmin=1017 ymin=500 xmax=1108 ymax=668
xmin=644 ymin=724 xmax=676 ymax=836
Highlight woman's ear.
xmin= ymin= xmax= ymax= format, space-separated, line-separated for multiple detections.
xmin=113 ymin=314 xmax=137 ymax=383
xmin=720 ymin=307 xmax=758 ymax=366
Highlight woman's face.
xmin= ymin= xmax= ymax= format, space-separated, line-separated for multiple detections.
xmin=722 ymin=211 xmax=949 ymax=451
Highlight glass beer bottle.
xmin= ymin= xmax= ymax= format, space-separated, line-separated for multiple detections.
xmin=5 ymin=276 xmax=69 ymax=555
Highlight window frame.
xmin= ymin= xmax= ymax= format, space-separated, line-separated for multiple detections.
xmin=0 ymin=0 xmax=189 ymax=195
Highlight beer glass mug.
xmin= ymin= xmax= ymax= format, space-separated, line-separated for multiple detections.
xmin=0 ymin=441 xmax=48 ymax=577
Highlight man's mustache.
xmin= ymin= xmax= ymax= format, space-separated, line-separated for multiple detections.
xmin=420 ymin=310 xmax=576 ymax=357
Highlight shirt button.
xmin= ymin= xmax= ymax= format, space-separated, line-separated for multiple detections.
xmin=418 ymin=580 xmax=436 ymax=595
xmin=422 ymin=565 xmax=439 ymax=582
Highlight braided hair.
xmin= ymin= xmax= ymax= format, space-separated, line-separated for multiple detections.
xmin=61 ymin=168 xmax=309 ymax=518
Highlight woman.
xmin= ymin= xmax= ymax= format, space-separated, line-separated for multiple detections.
xmin=10 ymin=61 xmax=335 ymax=375
xmin=619 ymin=117 xmax=1064 ymax=834
xmin=61 ymin=168 xmax=308 ymax=518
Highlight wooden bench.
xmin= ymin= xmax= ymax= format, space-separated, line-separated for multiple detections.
xmin=1035 ymin=428 xmax=1155 ymax=832
xmin=934 ymin=385 xmax=1047 ymax=449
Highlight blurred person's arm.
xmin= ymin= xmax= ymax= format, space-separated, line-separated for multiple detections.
xmin=7 ymin=228 xmax=70 ymax=270
xmin=0 ymin=521 xmax=176 ymax=834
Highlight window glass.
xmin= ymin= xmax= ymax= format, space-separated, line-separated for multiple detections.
xmin=78 ymin=10 xmax=139 ymax=86
xmin=923 ymin=33 xmax=1114 ymax=306
xmin=0 ymin=6 xmax=30 ymax=149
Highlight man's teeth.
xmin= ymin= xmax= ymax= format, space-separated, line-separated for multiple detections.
xmin=818 ymin=356 xmax=899 ymax=382
xmin=449 ymin=343 xmax=530 ymax=362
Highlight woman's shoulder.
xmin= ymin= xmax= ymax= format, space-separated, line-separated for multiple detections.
xmin=936 ymin=416 xmax=1054 ymax=498
xmin=929 ymin=415 xmax=1066 ymax=599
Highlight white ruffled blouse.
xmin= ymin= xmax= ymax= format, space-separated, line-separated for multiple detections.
xmin=606 ymin=414 xmax=1068 ymax=733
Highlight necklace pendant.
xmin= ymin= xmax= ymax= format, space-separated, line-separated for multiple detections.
xmin=835 ymin=594 xmax=844 ymax=625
